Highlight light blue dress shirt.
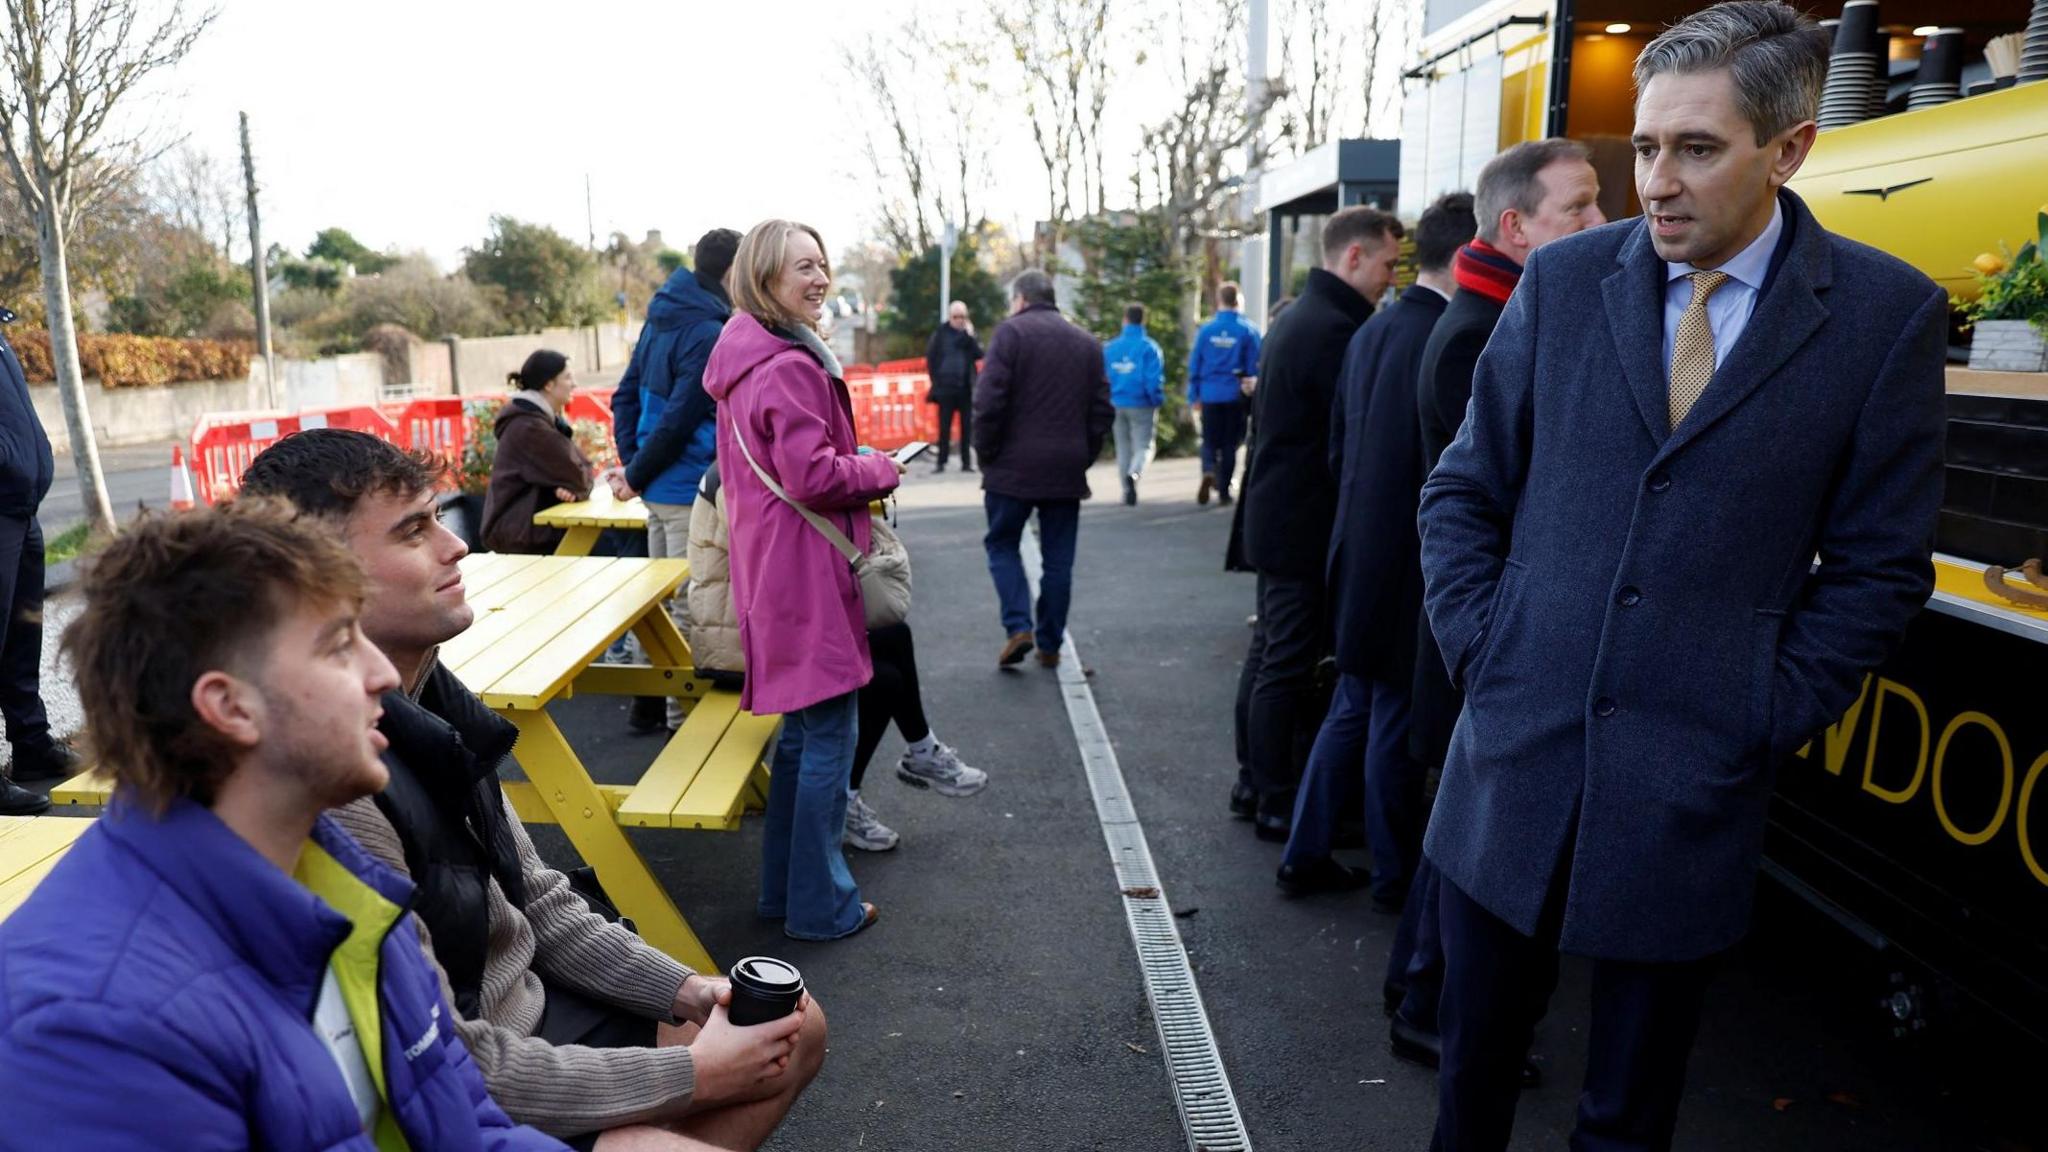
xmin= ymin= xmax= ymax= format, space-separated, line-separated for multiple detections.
xmin=1661 ymin=201 xmax=1783 ymax=381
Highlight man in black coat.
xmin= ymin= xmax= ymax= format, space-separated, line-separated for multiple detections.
xmin=926 ymin=300 xmax=984 ymax=473
xmin=1387 ymin=136 xmax=1602 ymax=1087
xmin=1233 ymin=207 xmax=1404 ymax=837
xmin=0 ymin=311 xmax=77 ymax=816
xmin=974 ymin=270 xmax=1113 ymax=669
xmin=1278 ymin=194 xmax=1476 ymax=904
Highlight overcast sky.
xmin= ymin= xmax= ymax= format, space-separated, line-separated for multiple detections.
xmin=165 ymin=0 xmax=997 ymax=267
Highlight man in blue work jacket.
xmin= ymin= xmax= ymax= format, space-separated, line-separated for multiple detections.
xmin=1102 ymin=302 xmax=1165 ymax=505
xmin=1186 ymin=283 xmax=1261 ymax=506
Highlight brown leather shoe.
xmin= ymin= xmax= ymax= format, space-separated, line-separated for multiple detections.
xmin=1036 ymin=648 xmax=1060 ymax=668
xmin=998 ymin=632 xmax=1034 ymax=667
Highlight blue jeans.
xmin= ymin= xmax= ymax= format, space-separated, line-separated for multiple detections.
xmin=982 ymin=493 xmax=1080 ymax=653
xmin=1198 ymin=400 xmax=1247 ymax=496
xmin=758 ymin=692 xmax=866 ymax=940
xmin=1282 ymin=673 xmax=1370 ymax=868
xmin=1387 ymin=856 xmax=1444 ymax=1028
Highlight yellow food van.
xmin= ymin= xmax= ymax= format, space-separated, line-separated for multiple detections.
xmin=1400 ymin=0 xmax=2048 ymax=1043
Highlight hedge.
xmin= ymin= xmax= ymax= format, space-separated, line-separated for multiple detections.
xmin=6 ymin=327 xmax=253 ymax=389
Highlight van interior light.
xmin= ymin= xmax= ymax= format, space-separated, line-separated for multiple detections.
xmin=1605 ymin=22 xmax=1631 ymax=33
xmin=1912 ymin=24 xmax=1939 ymax=36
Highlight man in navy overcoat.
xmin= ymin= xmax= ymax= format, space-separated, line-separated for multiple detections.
xmin=1416 ymin=4 xmax=1948 ymax=1148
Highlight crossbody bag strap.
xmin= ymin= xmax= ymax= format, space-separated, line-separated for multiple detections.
xmin=729 ymin=410 xmax=864 ymax=565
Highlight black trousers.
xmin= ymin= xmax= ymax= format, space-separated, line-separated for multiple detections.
xmin=0 ymin=516 xmax=52 ymax=760
xmin=935 ymin=398 xmax=972 ymax=467
xmin=853 ymin=622 xmax=930 ymax=790
xmin=1433 ymin=872 xmax=1717 ymax=1152
xmin=1245 ymin=572 xmax=1327 ymax=812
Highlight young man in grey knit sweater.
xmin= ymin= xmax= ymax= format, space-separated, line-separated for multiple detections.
xmin=242 ymin=431 xmax=826 ymax=1152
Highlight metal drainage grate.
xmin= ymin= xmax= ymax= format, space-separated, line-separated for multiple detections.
xmin=1052 ymin=632 xmax=1252 ymax=1152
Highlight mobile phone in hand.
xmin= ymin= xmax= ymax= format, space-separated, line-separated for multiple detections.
xmin=892 ymin=441 xmax=932 ymax=466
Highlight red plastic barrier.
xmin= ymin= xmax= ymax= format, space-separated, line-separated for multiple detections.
xmin=190 ymin=412 xmax=300 ymax=505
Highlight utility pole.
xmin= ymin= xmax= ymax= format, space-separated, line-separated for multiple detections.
xmin=938 ymin=220 xmax=956 ymax=326
xmin=240 ymin=112 xmax=277 ymax=408
xmin=585 ymin=173 xmax=596 ymax=253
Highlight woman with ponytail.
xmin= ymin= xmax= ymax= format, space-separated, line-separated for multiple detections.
xmin=481 ymin=349 xmax=594 ymax=553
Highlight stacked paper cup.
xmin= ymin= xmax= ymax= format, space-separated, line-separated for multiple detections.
xmin=2020 ymin=0 xmax=2048 ymax=82
xmin=1819 ymin=1 xmax=1883 ymax=128
xmin=1907 ymin=28 xmax=1965 ymax=109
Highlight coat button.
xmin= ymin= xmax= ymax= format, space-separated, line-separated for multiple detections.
xmin=1647 ymin=471 xmax=1672 ymax=493
xmin=1617 ymin=586 xmax=1642 ymax=607
xmin=1594 ymin=697 xmax=1617 ymax=718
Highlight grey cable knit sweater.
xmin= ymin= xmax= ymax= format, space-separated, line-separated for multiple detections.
xmin=331 ymin=788 xmax=698 ymax=1138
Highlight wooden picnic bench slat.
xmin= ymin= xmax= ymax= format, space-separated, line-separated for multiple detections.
xmin=672 ymin=709 xmax=782 ymax=831
xmin=439 ymin=558 xmax=636 ymax=685
xmin=532 ymin=497 xmax=649 ymax=530
xmin=459 ymin=554 xmax=594 ymax=617
xmin=50 ymin=769 xmax=114 ymax=807
xmin=0 ymin=818 xmax=95 ymax=881
xmin=616 ymin=691 xmax=740 ymax=828
xmin=485 ymin=561 xmax=690 ymax=708
xmin=458 ymin=552 xmax=547 ymax=601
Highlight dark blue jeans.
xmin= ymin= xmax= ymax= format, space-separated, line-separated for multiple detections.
xmin=982 ymin=493 xmax=1080 ymax=653
xmin=1387 ymin=856 xmax=1444 ymax=1026
xmin=1282 ymin=673 xmax=1369 ymax=868
xmin=0 ymin=516 xmax=52 ymax=759
xmin=1198 ymin=400 xmax=1247 ymax=496
xmin=1283 ymin=673 xmax=1424 ymax=903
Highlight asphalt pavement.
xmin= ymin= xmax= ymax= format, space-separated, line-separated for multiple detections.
xmin=21 ymin=452 xmax=2042 ymax=1149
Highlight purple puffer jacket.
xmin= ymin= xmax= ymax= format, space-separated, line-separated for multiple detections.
xmin=704 ymin=313 xmax=900 ymax=715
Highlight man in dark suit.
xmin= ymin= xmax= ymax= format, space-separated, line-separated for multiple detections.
xmin=975 ymin=270 xmax=1114 ymax=669
xmin=1389 ymin=138 xmax=1604 ymax=1075
xmin=1277 ymin=193 xmax=1475 ymax=902
xmin=1234 ymin=207 xmax=1404 ymax=839
xmin=0 ymin=311 xmax=77 ymax=816
xmin=1417 ymin=5 xmax=1948 ymax=1148
xmin=926 ymin=300 xmax=984 ymax=473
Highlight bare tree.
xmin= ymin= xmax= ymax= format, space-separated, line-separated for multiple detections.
xmin=1277 ymin=0 xmax=1348 ymax=152
xmin=154 ymin=143 xmax=238 ymax=261
xmin=988 ymin=0 xmax=1117 ymax=257
xmin=0 ymin=0 xmax=214 ymax=535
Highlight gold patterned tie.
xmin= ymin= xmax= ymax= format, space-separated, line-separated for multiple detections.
xmin=1668 ymin=270 xmax=1731 ymax=431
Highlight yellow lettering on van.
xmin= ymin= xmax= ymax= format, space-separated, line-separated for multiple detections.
xmin=2019 ymin=751 xmax=2048 ymax=890
xmin=1930 ymin=712 xmax=2014 ymax=847
xmin=1805 ymin=675 xmax=1873 ymax=776
xmin=1860 ymin=678 xmax=1929 ymax=804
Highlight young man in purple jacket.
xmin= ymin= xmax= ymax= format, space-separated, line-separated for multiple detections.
xmin=0 ymin=500 xmax=566 ymax=1151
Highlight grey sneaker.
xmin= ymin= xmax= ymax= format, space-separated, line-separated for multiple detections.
xmin=896 ymin=742 xmax=989 ymax=797
xmin=843 ymin=794 xmax=900 ymax=852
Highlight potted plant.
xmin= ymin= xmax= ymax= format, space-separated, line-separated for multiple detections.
xmin=440 ymin=399 xmax=500 ymax=550
xmin=1965 ymin=209 xmax=2048 ymax=373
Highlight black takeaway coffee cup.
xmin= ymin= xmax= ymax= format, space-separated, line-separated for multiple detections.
xmin=725 ymin=956 xmax=805 ymax=1027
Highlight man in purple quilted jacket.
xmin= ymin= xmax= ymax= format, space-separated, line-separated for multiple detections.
xmin=972 ymin=269 xmax=1115 ymax=669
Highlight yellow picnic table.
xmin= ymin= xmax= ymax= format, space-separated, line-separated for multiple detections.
xmin=531 ymin=491 xmax=649 ymax=556
xmin=443 ymin=552 xmax=777 ymax=975
xmin=0 ymin=815 xmax=92 ymax=924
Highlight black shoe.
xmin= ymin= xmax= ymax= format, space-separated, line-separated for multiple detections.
xmin=1229 ymin=781 xmax=1256 ymax=820
xmin=8 ymin=743 xmax=79 ymax=784
xmin=1217 ymin=491 xmax=1234 ymax=506
xmin=626 ymin=696 xmax=667 ymax=735
xmin=1370 ymin=889 xmax=1407 ymax=915
xmin=1390 ymin=1017 xmax=1542 ymax=1089
xmin=933 ymin=460 xmax=948 ymax=474
xmin=1276 ymin=856 xmax=1370 ymax=896
xmin=1382 ymin=985 xmax=1405 ymax=1019
xmin=0 ymin=778 xmax=51 ymax=816
xmin=1253 ymin=810 xmax=1292 ymax=843
xmin=1121 ymin=476 xmax=1136 ymax=506
xmin=960 ymin=463 xmax=976 ymax=474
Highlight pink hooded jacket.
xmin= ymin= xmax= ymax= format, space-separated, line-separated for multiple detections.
xmin=703 ymin=312 xmax=901 ymax=715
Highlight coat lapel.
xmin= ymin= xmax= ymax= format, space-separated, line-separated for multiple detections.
xmin=1600 ymin=222 xmax=1673 ymax=445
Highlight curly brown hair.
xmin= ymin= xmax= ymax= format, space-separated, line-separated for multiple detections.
xmin=62 ymin=499 xmax=367 ymax=813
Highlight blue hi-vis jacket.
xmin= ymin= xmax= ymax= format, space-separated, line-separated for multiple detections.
xmin=1187 ymin=309 xmax=1262 ymax=405
xmin=1102 ymin=324 xmax=1165 ymax=408
xmin=0 ymin=799 xmax=565 ymax=1152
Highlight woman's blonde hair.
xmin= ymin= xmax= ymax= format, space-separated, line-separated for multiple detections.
xmin=728 ymin=219 xmax=830 ymax=332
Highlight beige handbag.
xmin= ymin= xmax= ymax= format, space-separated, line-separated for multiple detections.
xmin=730 ymin=424 xmax=913 ymax=628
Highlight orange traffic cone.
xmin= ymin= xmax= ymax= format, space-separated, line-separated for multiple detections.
xmin=169 ymin=445 xmax=196 ymax=511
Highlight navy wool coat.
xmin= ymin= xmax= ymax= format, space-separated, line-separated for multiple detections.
xmin=1417 ymin=192 xmax=1947 ymax=962
xmin=1327 ymin=283 xmax=1448 ymax=681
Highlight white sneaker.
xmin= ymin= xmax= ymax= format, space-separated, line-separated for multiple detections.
xmin=843 ymin=794 xmax=900 ymax=852
xmin=896 ymin=742 xmax=989 ymax=797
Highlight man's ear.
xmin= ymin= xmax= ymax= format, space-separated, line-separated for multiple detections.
xmin=1769 ymin=120 xmax=1819 ymax=188
xmin=191 ymin=670 xmax=263 ymax=752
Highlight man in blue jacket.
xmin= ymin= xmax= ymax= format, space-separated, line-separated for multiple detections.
xmin=1186 ymin=283 xmax=1261 ymax=505
xmin=612 ymin=228 xmax=740 ymax=732
xmin=1102 ymin=302 xmax=1165 ymax=505
xmin=0 ymin=312 xmax=76 ymax=816
xmin=1418 ymin=5 xmax=1947 ymax=1146
xmin=0 ymin=500 xmax=567 ymax=1151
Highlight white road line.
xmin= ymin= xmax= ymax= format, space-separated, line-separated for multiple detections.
xmin=1021 ymin=526 xmax=1253 ymax=1152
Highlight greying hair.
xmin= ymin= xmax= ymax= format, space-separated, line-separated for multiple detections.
xmin=1474 ymin=139 xmax=1592 ymax=244
xmin=1010 ymin=269 xmax=1057 ymax=308
xmin=1632 ymin=0 xmax=1829 ymax=145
